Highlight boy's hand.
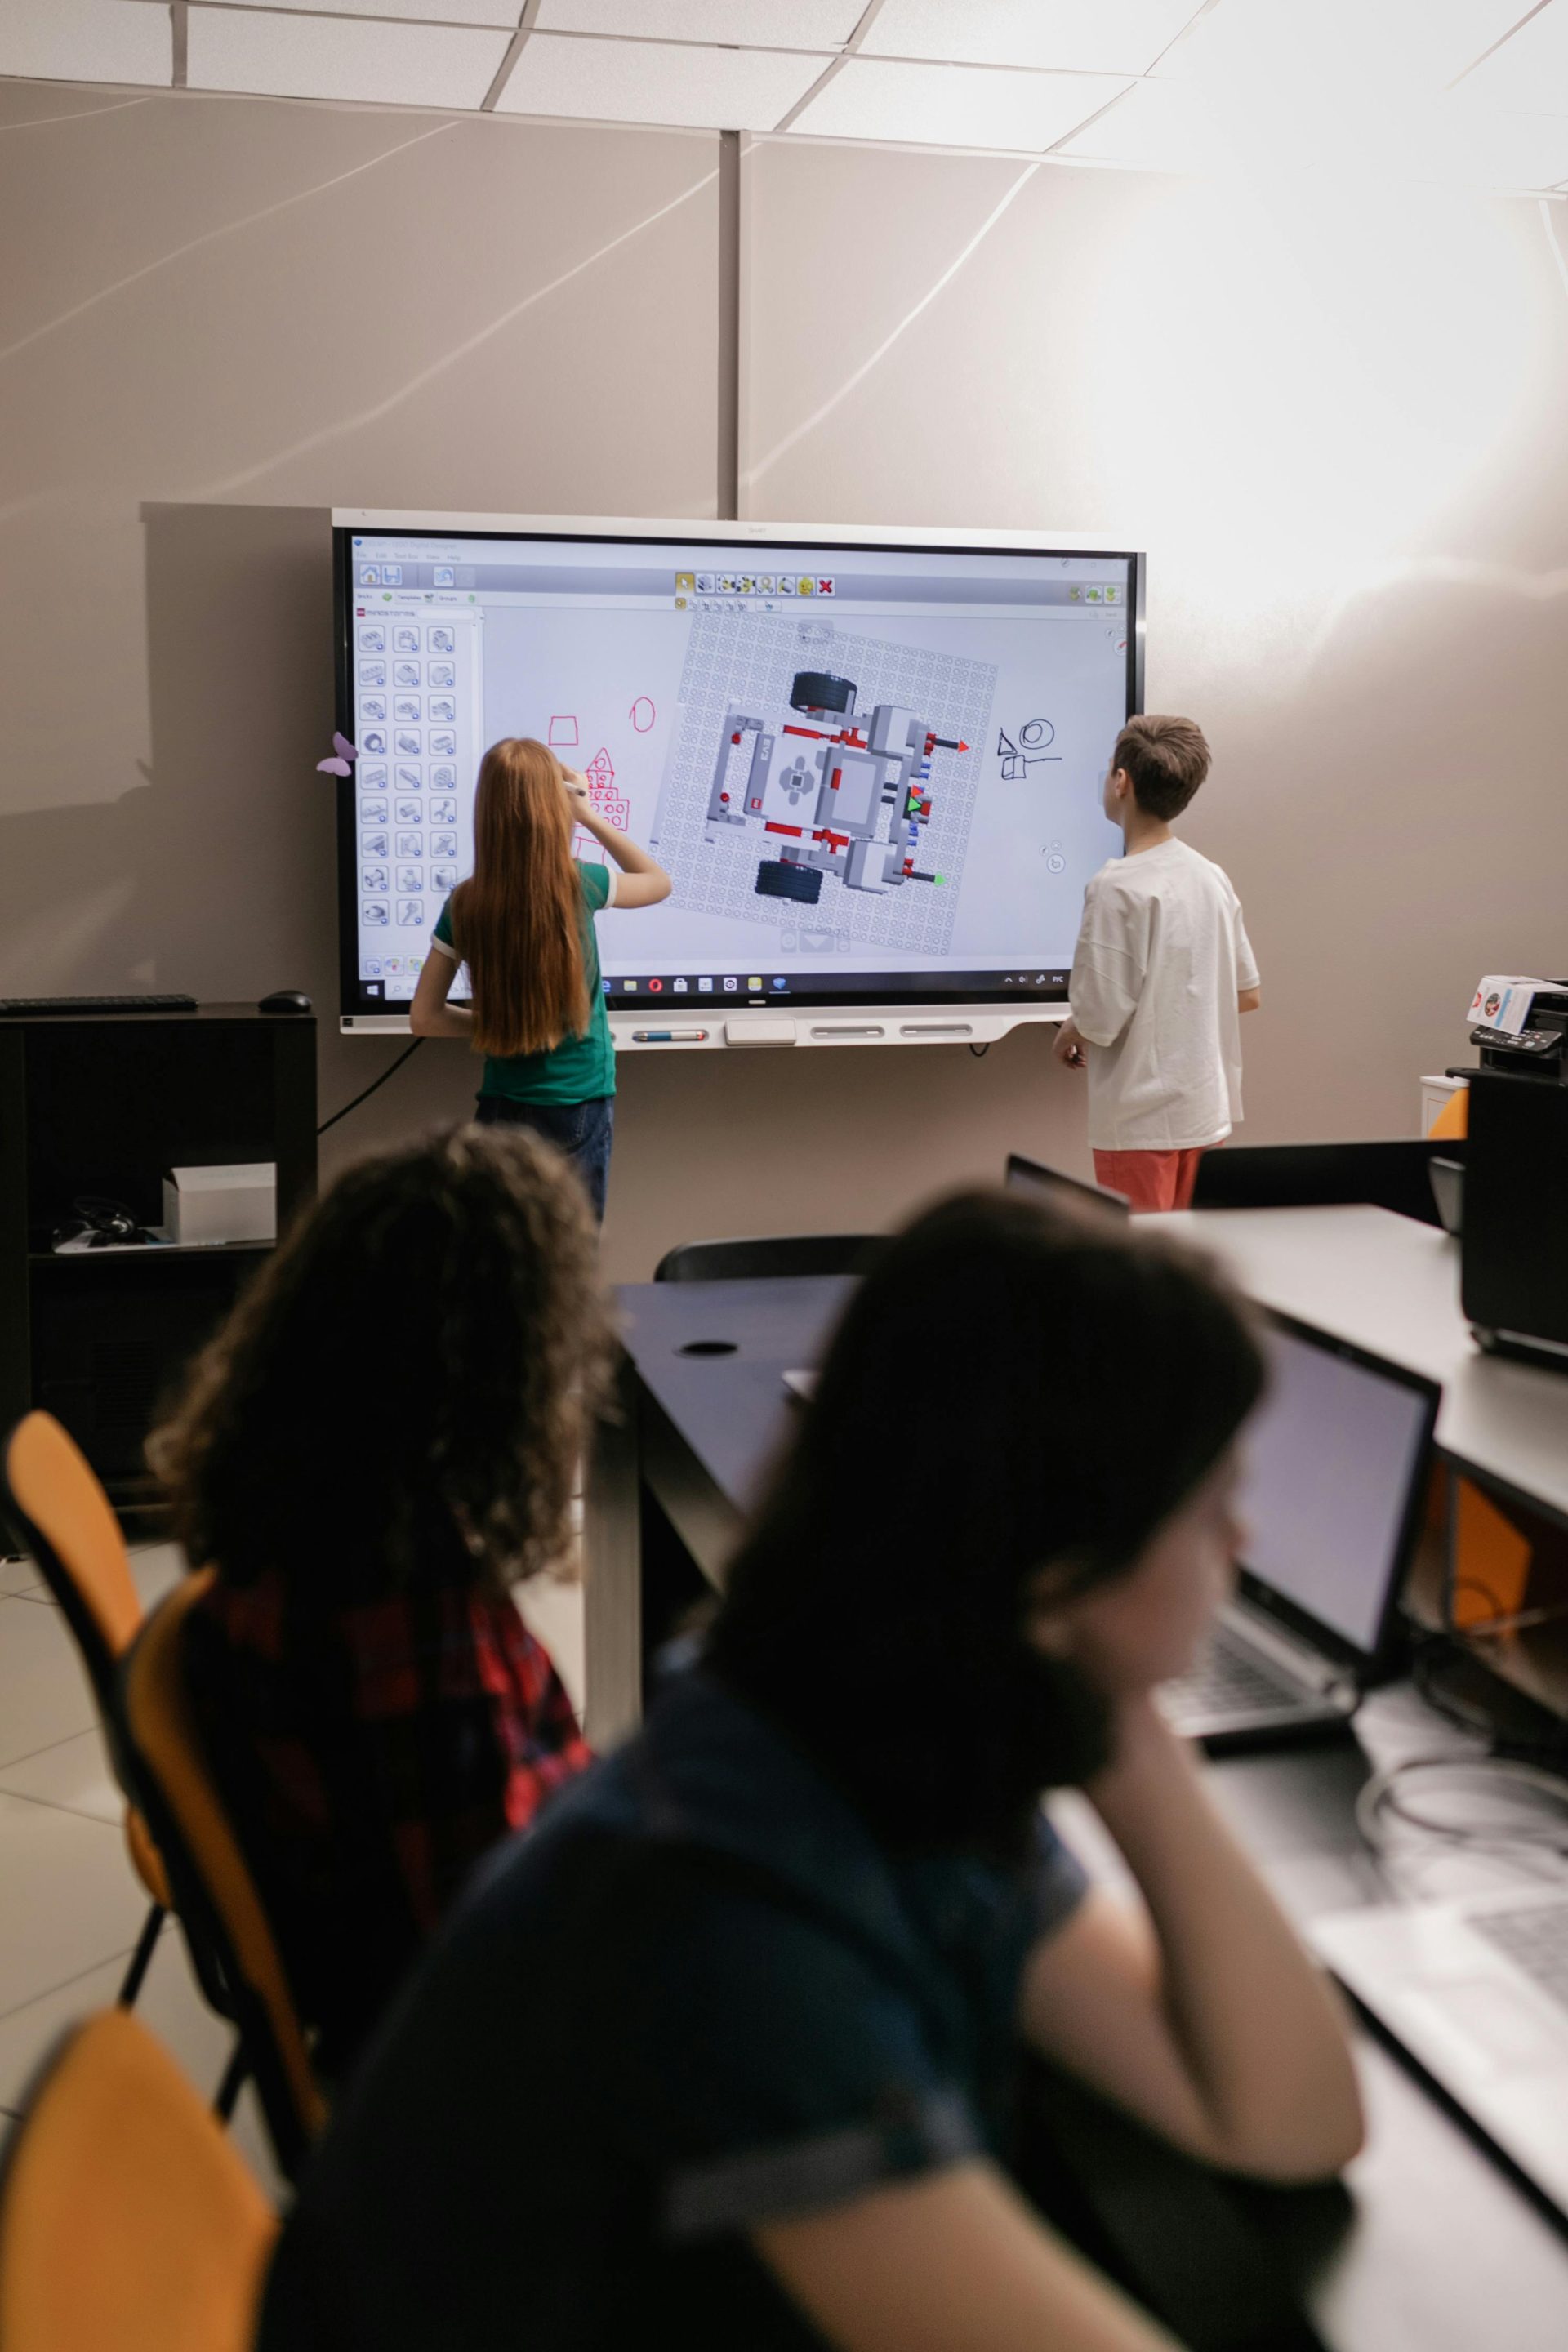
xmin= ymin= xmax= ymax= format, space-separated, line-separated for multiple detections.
xmin=1054 ymin=1017 xmax=1087 ymax=1071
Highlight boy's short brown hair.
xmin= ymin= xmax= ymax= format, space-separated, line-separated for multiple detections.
xmin=1112 ymin=715 xmax=1211 ymax=821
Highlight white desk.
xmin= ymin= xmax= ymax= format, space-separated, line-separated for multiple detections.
xmin=1147 ymin=1206 xmax=1568 ymax=1530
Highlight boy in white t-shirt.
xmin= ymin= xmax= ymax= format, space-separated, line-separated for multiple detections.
xmin=1054 ymin=715 xmax=1260 ymax=1214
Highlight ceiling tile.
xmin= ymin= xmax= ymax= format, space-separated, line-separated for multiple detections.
xmin=496 ymin=33 xmax=831 ymax=129
xmin=0 ymin=0 xmax=171 ymax=87
xmin=1459 ymin=2 xmax=1568 ymax=105
xmin=198 ymin=0 xmax=523 ymax=23
xmin=1169 ymin=0 xmax=1545 ymax=96
xmin=1442 ymin=104 xmax=1568 ymax=189
xmin=868 ymin=0 xmax=1203 ymax=78
xmin=186 ymin=13 xmax=512 ymax=109
xmin=1062 ymin=72 xmax=1568 ymax=194
xmin=1055 ymin=79 xmax=1199 ymax=171
xmin=535 ymin=1 xmax=865 ymax=43
xmin=791 ymin=55 xmax=1130 ymax=151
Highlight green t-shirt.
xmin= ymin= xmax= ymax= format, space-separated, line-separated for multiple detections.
xmin=431 ymin=862 xmax=616 ymax=1106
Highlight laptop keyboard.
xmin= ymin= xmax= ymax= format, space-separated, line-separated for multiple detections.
xmin=1468 ymin=1900 xmax=1568 ymax=2011
xmin=1163 ymin=1637 xmax=1302 ymax=1719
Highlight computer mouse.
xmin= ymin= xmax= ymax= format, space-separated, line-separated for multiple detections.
xmin=258 ymin=989 xmax=313 ymax=1016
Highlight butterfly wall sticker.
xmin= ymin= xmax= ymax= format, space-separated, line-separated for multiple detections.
xmin=316 ymin=732 xmax=358 ymax=777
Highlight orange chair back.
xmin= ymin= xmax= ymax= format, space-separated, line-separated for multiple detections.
xmin=0 ymin=2008 xmax=277 ymax=2352
xmin=119 ymin=1573 xmax=327 ymax=2176
xmin=4 ymin=1412 xmax=172 ymax=1915
xmin=3 ymin=1412 xmax=143 ymax=1704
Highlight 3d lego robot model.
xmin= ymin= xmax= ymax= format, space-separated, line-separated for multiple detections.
xmin=706 ymin=670 xmax=968 ymax=907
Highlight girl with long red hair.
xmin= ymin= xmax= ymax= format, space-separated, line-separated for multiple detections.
xmin=412 ymin=737 xmax=670 ymax=1218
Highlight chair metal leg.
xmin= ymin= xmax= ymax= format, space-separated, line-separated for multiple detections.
xmin=116 ymin=1902 xmax=165 ymax=2008
xmin=214 ymin=2042 xmax=250 ymax=2122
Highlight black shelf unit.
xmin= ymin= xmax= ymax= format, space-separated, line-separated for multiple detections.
xmin=0 ymin=1004 xmax=316 ymax=1517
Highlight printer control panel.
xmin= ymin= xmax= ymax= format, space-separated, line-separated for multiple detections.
xmin=1470 ymin=1025 xmax=1562 ymax=1054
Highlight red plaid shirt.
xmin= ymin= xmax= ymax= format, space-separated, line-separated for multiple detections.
xmin=187 ymin=1570 xmax=591 ymax=2069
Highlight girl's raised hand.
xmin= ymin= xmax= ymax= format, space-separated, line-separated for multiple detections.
xmin=560 ymin=767 xmax=590 ymax=801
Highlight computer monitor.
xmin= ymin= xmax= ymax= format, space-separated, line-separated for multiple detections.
xmin=1004 ymin=1152 xmax=1129 ymax=1217
xmin=1236 ymin=1316 xmax=1441 ymax=1670
xmin=332 ymin=513 xmax=1143 ymax=1027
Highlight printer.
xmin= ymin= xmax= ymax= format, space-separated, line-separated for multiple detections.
xmin=1463 ymin=1071 xmax=1568 ymax=1370
xmin=1463 ymin=974 xmax=1568 ymax=1080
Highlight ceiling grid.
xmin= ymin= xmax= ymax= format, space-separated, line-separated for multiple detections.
xmin=0 ymin=0 xmax=1562 ymax=192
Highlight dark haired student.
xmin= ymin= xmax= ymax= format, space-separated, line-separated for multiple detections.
xmin=258 ymin=1194 xmax=1362 ymax=2352
xmin=149 ymin=1126 xmax=609 ymax=2075
xmin=410 ymin=735 xmax=671 ymax=1221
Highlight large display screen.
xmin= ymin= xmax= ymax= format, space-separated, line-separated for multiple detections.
xmin=332 ymin=517 xmax=1143 ymax=1022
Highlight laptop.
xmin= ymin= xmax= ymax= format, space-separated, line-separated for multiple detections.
xmin=1159 ymin=1313 xmax=1441 ymax=1749
xmin=1004 ymin=1152 xmax=1129 ymax=1217
xmin=1312 ymin=1884 xmax=1568 ymax=2216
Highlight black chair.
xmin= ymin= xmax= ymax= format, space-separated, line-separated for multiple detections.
xmin=1190 ymin=1139 xmax=1467 ymax=1227
xmin=653 ymin=1234 xmax=882 ymax=1283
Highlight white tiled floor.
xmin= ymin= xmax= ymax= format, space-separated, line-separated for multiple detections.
xmin=0 ymin=1534 xmax=586 ymax=2193
xmin=0 ymin=1541 xmax=283 ymax=2189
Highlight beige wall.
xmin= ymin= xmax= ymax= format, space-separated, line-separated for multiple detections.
xmin=742 ymin=139 xmax=1568 ymax=1151
xmin=4 ymin=80 xmax=1567 ymax=1278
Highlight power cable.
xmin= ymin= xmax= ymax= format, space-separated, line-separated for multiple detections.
xmin=317 ymin=1038 xmax=424 ymax=1136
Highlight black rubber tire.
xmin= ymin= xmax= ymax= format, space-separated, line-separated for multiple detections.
xmin=791 ymin=670 xmax=855 ymax=715
xmin=755 ymin=859 xmax=824 ymax=905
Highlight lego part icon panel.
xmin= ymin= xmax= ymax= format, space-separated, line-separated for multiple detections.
xmin=335 ymin=519 xmax=1141 ymax=1017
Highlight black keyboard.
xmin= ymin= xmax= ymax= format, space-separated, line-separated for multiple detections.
xmin=1469 ymin=1900 xmax=1568 ymax=2011
xmin=0 ymin=994 xmax=198 ymax=1017
xmin=1163 ymin=1637 xmax=1302 ymax=1719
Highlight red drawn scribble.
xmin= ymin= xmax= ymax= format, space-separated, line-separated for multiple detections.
xmin=630 ymin=697 xmax=656 ymax=733
xmin=548 ymin=715 xmax=580 ymax=747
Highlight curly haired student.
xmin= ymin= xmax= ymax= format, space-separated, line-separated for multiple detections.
xmin=149 ymin=1125 xmax=609 ymax=2073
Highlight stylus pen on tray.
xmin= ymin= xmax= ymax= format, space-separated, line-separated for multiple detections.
xmin=630 ymin=1027 xmax=708 ymax=1043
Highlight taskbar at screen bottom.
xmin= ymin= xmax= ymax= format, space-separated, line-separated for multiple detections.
xmin=604 ymin=968 xmax=1070 ymax=1008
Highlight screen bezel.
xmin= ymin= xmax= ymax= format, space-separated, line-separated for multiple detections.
xmin=332 ymin=515 xmax=1145 ymax=1027
xmin=1236 ymin=1307 xmax=1442 ymax=1677
xmin=1004 ymin=1151 xmax=1130 ymax=1217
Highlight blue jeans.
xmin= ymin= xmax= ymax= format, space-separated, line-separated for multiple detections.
xmin=474 ymin=1094 xmax=614 ymax=1223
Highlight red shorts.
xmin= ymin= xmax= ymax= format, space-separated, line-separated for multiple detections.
xmin=1093 ymin=1147 xmax=1207 ymax=1215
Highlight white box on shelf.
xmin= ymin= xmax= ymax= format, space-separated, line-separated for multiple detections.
xmin=162 ymin=1162 xmax=276 ymax=1245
